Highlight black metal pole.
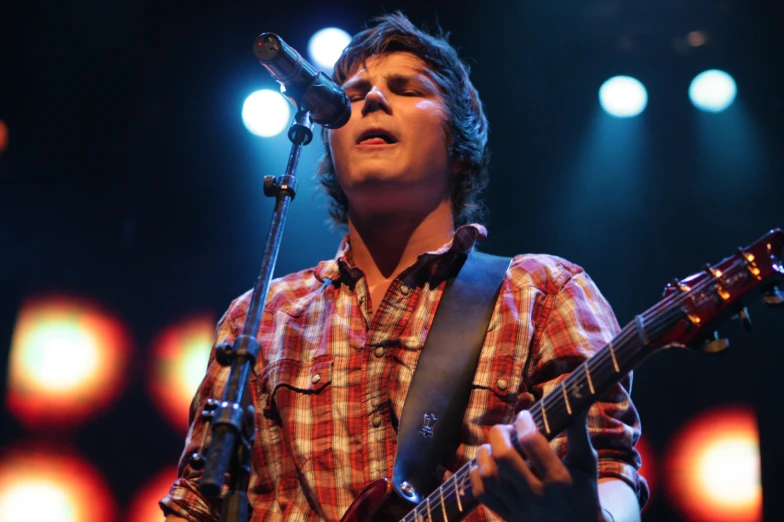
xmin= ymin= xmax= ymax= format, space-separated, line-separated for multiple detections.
xmin=193 ymin=109 xmax=314 ymax=522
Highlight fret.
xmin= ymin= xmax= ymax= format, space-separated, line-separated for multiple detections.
xmin=375 ymin=230 xmax=784 ymax=522
xmin=455 ymin=474 xmax=463 ymax=512
xmin=584 ymin=364 xmax=595 ymax=395
xmin=608 ymin=341 xmax=620 ymax=373
xmin=440 ymin=484 xmax=448 ymax=522
xmin=540 ymin=400 xmax=551 ymax=434
xmin=560 ymin=381 xmax=572 ymax=415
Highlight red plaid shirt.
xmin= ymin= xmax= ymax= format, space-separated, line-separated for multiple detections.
xmin=161 ymin=224 xmax=648 ymax=521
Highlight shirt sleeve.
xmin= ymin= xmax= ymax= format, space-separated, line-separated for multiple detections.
xmin=159 ymin=300 xmax=247 ymax=521
xmin=525 ymin=268 xmax=650 ymax=508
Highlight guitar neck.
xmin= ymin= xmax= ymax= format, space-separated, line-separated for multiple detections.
xmin=391 ymin=230 xmax=784 ymax=522
xmin=399 ymin=305 xmax=685 ymax=522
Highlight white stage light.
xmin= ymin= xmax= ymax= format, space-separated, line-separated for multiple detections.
xmin=242 ymin=90 xmax=291 ymax=137
xmin=308 ymin=28 xmax=352 ymax=72
xmin=598 ymin=76 xmax=648 ymax=118
xmin=689 ymin=70 xmax=737 ymax=113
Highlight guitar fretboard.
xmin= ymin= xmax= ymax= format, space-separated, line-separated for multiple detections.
xmin=399 ymin=286 xmax=699 ymax=522
xmin=384 ymin=236 xmax=782 ymax=522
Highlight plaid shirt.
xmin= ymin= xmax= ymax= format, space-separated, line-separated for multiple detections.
xmin=161 ymin=224 xmax=648 ymax=521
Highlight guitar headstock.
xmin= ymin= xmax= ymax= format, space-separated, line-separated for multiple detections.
xmin=656 ymin=228 xmax=784 ymax=352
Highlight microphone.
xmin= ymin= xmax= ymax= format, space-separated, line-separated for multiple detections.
xmin=254 ymin=33 xmax=351 ymax=129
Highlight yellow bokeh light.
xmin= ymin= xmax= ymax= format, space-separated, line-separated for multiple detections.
xmin=23 ymin=321 xmax=100 ymax=391
xmin=698 ymin=438 xmax=760 ymax=507
xmin=0 ymin=448 xmax=115 ymax=522
xmin=665 ymin=406 xmax=761 ymax=522
xmin=0 ymin=482 xmax=77 ymax=522
xmin=7 ymin=295 xmax=132 ymax=428
xmin=148 ymin=314 xmax=215 ymax=433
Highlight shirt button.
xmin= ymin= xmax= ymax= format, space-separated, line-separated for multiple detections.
xmin=374 ymin=347 xmax=385 ymax=358
xmin=496 ymin=378 xmax=508 ymax=390
xmin=371 ymin=414 xmax=383 ymax=428
xmin=311 ymin=374 xmax=321 ymax=384
xmin=399 ymin=284 xmax=410 ymax=295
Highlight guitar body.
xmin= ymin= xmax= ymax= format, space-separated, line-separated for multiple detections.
xmin=340 ymin=478 xmax=414 ymax=522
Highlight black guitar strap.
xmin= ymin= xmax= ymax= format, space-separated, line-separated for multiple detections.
xmin=391 ymin=250 xmax=512 ymax=504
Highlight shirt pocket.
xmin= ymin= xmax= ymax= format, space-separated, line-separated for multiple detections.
xmin=465 ymin=355 xmax=522 ymax=430
xmin=259 ymin=356 xmax=334 ymax=470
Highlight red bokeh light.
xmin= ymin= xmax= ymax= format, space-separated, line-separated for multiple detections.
xmin=127 ymin=467 xmax=179 ymax=522
xmin=635 ymin=434 xmax=656 ymax=506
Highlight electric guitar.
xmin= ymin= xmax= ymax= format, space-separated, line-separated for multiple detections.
xmin=341 ymin=228 xmax=784 ymax=522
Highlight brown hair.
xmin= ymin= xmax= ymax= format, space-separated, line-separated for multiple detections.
xmin=316 ymin=12 xmax=490 ymax=226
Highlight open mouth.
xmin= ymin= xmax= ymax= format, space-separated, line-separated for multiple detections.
xmin=357 ymin=130 xmax=398 ymax=145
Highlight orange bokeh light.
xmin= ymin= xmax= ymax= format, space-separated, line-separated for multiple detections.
xmin=127 ymin=467 xmax=178 ymax=522
xmin=148 ymin=314 xmax=216 ymax=433
xmin=664 ymin=406 xmax=761 ymax=522
xmin=6 ymin=295 xmax=133 ymax=429
xmin=0 ymin=447 xmax=116 ymax=522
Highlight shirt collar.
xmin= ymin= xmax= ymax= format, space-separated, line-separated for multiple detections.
xmin=314 ymin=223 xmax=488 ymax=283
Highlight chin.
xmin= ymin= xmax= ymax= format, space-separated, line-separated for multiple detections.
xmin=342 ymin=171 xmax=412 ymax=192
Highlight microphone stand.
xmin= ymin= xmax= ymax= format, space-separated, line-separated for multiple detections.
xmin=189 ymin=109 xmax=315 ymax=522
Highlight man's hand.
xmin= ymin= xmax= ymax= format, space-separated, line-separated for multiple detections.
xmin=469 ymin=409 xmax=607 ymax=522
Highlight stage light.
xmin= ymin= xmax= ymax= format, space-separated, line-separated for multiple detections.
xmin=0 ymin=448 xmax=116 ymax=522
xmin=127 ymin=467 xmax=179 ymax=522
xmin=308 ymin=27 xmax=351 ymax=72
xmin=598 ymin=76 xmax=648 ymax=118
xmin=689 ymin=69 xmax=737 ymax=113
xmin=147 ymin=314 xmax=215 ymax=433
xmin=664 ymin=406 xmax=760 ymax=522
xmin=6 ymin=295 xmax=132 ymax=429
xmin=242 ymin=89 xmax=291 ymax=137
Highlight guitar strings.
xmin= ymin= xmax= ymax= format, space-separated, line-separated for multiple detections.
xmin=402 ymin=258 xmax=751 ymax=521
xmin=533 ymin=256 xmax=750 ymax=429
xmin=403 ymin=265 xmax=724 ymax=521
xmin=532 ymin=301 xmax=684 ymax=429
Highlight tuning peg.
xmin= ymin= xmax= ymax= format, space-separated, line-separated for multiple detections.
xmin=734 ymin=307 xmax=753 ymax=333
xmin=701 ymin=332 xmax=730 ymax=353
xmin=664 ymin=278 xmax=689 ymax=296
xmin=763 ymin=285 xmax=784 ymax=307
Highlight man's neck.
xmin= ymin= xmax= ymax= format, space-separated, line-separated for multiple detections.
xmin=348 ymin=199 xmax=455 ymax=290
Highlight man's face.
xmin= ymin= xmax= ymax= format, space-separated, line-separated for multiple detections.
xmin=327 ymin=52 xmax=453 ymax=218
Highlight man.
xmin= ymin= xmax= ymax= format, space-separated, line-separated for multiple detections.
xmin=161 ymin=12 xmax=647 ymax=522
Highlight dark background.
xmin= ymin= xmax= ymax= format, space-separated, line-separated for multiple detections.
xmin=1 ymin=0 xmax=783 ymax=520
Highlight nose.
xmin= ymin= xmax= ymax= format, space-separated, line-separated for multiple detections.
xmin=361 ymin=86 xmax=392 ymax=116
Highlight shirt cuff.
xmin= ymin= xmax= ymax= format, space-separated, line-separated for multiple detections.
xmin=159 ymin=478 xmax=220 ymax=522
xmin=598 ymin=458 xmax=650 ymax=508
